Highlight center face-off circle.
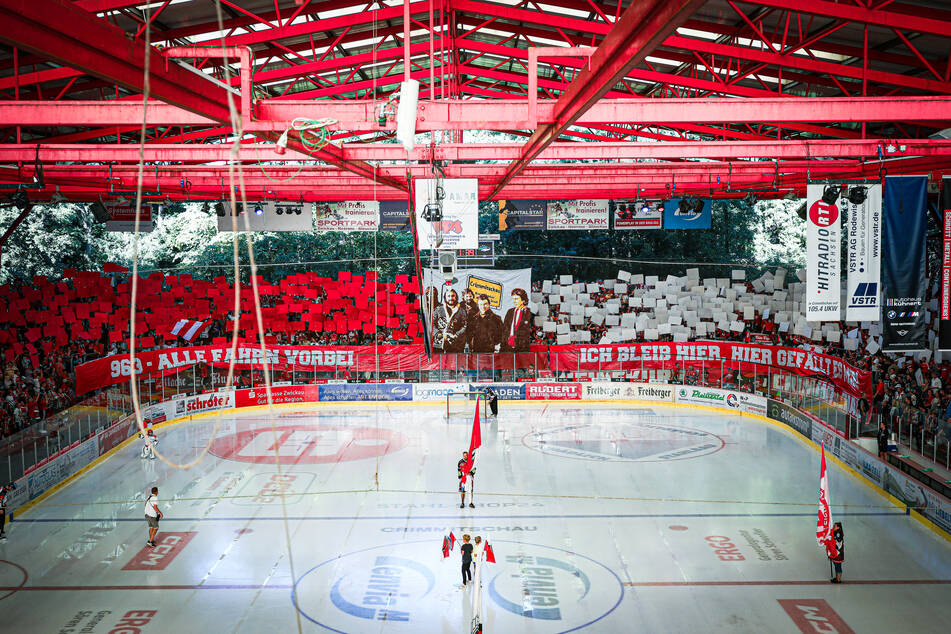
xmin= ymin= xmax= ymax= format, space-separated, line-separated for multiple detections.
xmin=208 ymin=424 xmax=406 ymax=464
xmin=523 ymin=421 xmax=724 ymax=462
xmin=293 ymin=540 xmax=624 ymax=633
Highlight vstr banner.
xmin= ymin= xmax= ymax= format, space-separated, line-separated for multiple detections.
xmin=845 ymin=183 xmax=882 ymax=322
xmin=940 ymin=177 xmax=951 ymax=350
xmin=806 ymin=183 xmax=841 ymax=321
xmin=882 ymin=176 xmax=928 ymax=352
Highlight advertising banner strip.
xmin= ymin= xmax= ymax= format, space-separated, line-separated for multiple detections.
xmin=662 ymin=198 xmax=712 ymax=230
xmin=805 ymin=183 xmax=842 ymax=321
xmin=882 ymin=176 xmax=929 ymax=352
xmin=498 ymin=200 xmax=546 ymax=230
xmin=611 ymin=199 xmax=663 ymax=230
xmin=314 ymin=201 xmax=379 ymax=232
xmin=845 ymin=184 xmax=882 ymax=322
xmin=379 ymin=200 xmax=411 ymax=232
xmin=547 ymin=199 xmax=609 ymax=230
xmin=414 ymin=178 xmax=479 ymax=249
xmin=940 ymin=177 xmax=951 ymax=350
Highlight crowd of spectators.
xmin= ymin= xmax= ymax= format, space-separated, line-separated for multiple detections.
xmin=2 ymin=267 xmax=951 ymax=460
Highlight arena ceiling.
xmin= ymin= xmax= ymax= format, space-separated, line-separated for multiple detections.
xmin=1 ymin=0 xmax=951 ymax=203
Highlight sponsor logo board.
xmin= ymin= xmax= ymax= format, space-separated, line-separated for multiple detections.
xmin=235 ymin=385 xmax=320 ymax=407
xmin=526 ymin=383 xmax=581 ymax=400
xmin=318 ymin=383 xmax=412 ymax=401
xmin=582 ymin=382 xmax=674 ymax=402
xmin=467 ymin=383 xmax=525 ymax=400
xmin=411 ymin=383 xmax=469 ymax=401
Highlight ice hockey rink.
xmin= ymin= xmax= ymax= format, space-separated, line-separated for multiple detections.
xmin=1 ymin=401 xmax=951 ymax=633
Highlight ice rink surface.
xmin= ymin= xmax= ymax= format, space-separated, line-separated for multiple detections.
xmin=1 ymin=401 xmax=951 ymax=633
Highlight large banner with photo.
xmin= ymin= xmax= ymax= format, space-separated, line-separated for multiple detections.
xmin=805 ymin=183 xmax=842 ymax=321
xmin=313 ymin=201 xmax=379 ymax=232
xmin=845 ymin=183 xmax=882 ymax=322
xmin=547 ymin=199 xmax=609 ymax=230
xmin=611 ymin=199 xmax=662 ymax=230
xmin=422 ymin=267 xmax=533 ymax=354
xmin=882 ymin=175 xmax=929 ymax=352
xmin=663 ymin=198 xmax=712 ymax=230
xmin=414 ymin=178 xmax=479 ymax=249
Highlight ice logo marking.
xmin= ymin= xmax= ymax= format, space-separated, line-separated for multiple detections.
xmin=488 ymin=554 xmax=590 ymax=620
xmin=330 ymin=556 xmax=435 ymax=623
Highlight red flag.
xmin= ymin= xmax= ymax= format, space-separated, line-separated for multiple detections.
xmin=484 ymin=542 xmax=496 ymax=564
xmin=448 ymin=531 xmax=456 ymax=549
xmin=817 ymin=443 xmax=835 ymax=554
xmin=442 ymin=537 xmax=450 ymax=559
xmin=461 ymin=397 xmax=483 ymax=483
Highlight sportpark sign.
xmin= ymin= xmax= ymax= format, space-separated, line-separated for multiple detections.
xmin=75 ymin=342 xmax=871 ymax=398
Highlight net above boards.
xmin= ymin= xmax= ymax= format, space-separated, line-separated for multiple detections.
xmin=446 ymin=392 xmax=489 ymax=419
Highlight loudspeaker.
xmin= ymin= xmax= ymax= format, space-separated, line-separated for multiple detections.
xmin=395 ymin=79 xmax=420 ymax=152
xmin=438 ymin=250 xmax=457 ymax=277
xmin=90 ymin=201 xmax=111 ymax=223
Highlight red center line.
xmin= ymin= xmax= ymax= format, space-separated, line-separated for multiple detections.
xmin=623 ymin=579 xmax=951 ymax=587
xmin=0 ymin=584 xmax=293 ymax=591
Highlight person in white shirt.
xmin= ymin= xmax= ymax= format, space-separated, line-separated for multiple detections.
xmin=931 ymin=375 xmax=942 ymax=390
xmin=144 ymin=486 xmax=163 ymax=547
xmin=472 ymin=535 xmax=484 ymax=573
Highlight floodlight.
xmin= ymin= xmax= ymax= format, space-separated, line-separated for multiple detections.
xmin=848 ymin=186 xmax=867 ymax=205
xmin=215 ymin=202 xmax=227 ymax=217
xmin=254 ymin=204 xmax=264 ymax=215
xmin=275 ymin=128 xmax=289 ymax=154
xmin=640 ymin=203 xmax=651 ymax=214
xmin=821 ymin=185 xmax=840 ymax=205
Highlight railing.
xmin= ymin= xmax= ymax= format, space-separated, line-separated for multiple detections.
xmin=2 ymin=352 xmax=869 ymax=482
xmin=0 ymin=392 xmax=127 ymax=481
xmin=870 ymin=407 xmax=951 ymax=471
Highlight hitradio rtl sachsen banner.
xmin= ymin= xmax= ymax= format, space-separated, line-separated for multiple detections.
xmin=547 ymin=199 xmax=609 ymax=230
xmin=414 ymin=178 xmax=479 ymax=249
xmin=497 ymin=200 xmax=546 ymax=230
xmin=845 ymin=183 xmax=882 ymax=322
xmin=940 ymin=177 xmax=951 ymax=350
xmin=314 ymin=201 xmax=379 ymax=232
xmin=882 ymin=176 xmax=928 ymax=352
xmin=805 ymin=184 xmax=842 ymax=321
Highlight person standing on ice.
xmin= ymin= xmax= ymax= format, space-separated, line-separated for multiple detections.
xmin=144 ymin=486 xmax=163 ymax=547
xmin=139 ymin=428 xmax=158 ymax=460
xmin=458 ymin=451 xmax=475 ymax=508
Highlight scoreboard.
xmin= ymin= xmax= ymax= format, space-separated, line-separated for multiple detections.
xmin=430 ymin=240 xmax=495 ymax=268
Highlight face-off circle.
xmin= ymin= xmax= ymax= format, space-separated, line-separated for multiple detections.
xmin=208 ymin=424 xmax=406 ymax=464
xmin=293 ymin=540 xmax=623 ymax=633
xmin=522 ymin=421 xmax=724 ymax=462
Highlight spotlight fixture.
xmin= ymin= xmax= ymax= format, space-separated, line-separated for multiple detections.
xmin=847 ymin=186 xmax=867 ymax=205
xmin=9 ymin=190 xmax=29 ymax=210
xmin=254 ymin=204 xmax=264 ymax=216
xmin=90 ymin=199 xmax=111 ymax=223
xmin=215 ymin=202 xmax=227 ymax=217
xmin=821 ymin=185 xmax=840 ymax=205
xmin=275 ymin=128 xmax=289 ymax=155
xmin=678 ymin=199 xmax=692 ymax=215
xmin=421 ymin=202 xmax=442 ymax=222
xmin=640 ymin=203 xmax=651 ymax=215
xmin=691 ymin=198 xmax=705 ymax=213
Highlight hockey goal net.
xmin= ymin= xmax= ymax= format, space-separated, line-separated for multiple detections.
xmin=446 ymin=391 xmax=489 ymax=419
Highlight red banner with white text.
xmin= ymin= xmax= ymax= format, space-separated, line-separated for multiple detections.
xmin=75 ymin=342 xmax=871 ymax=398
